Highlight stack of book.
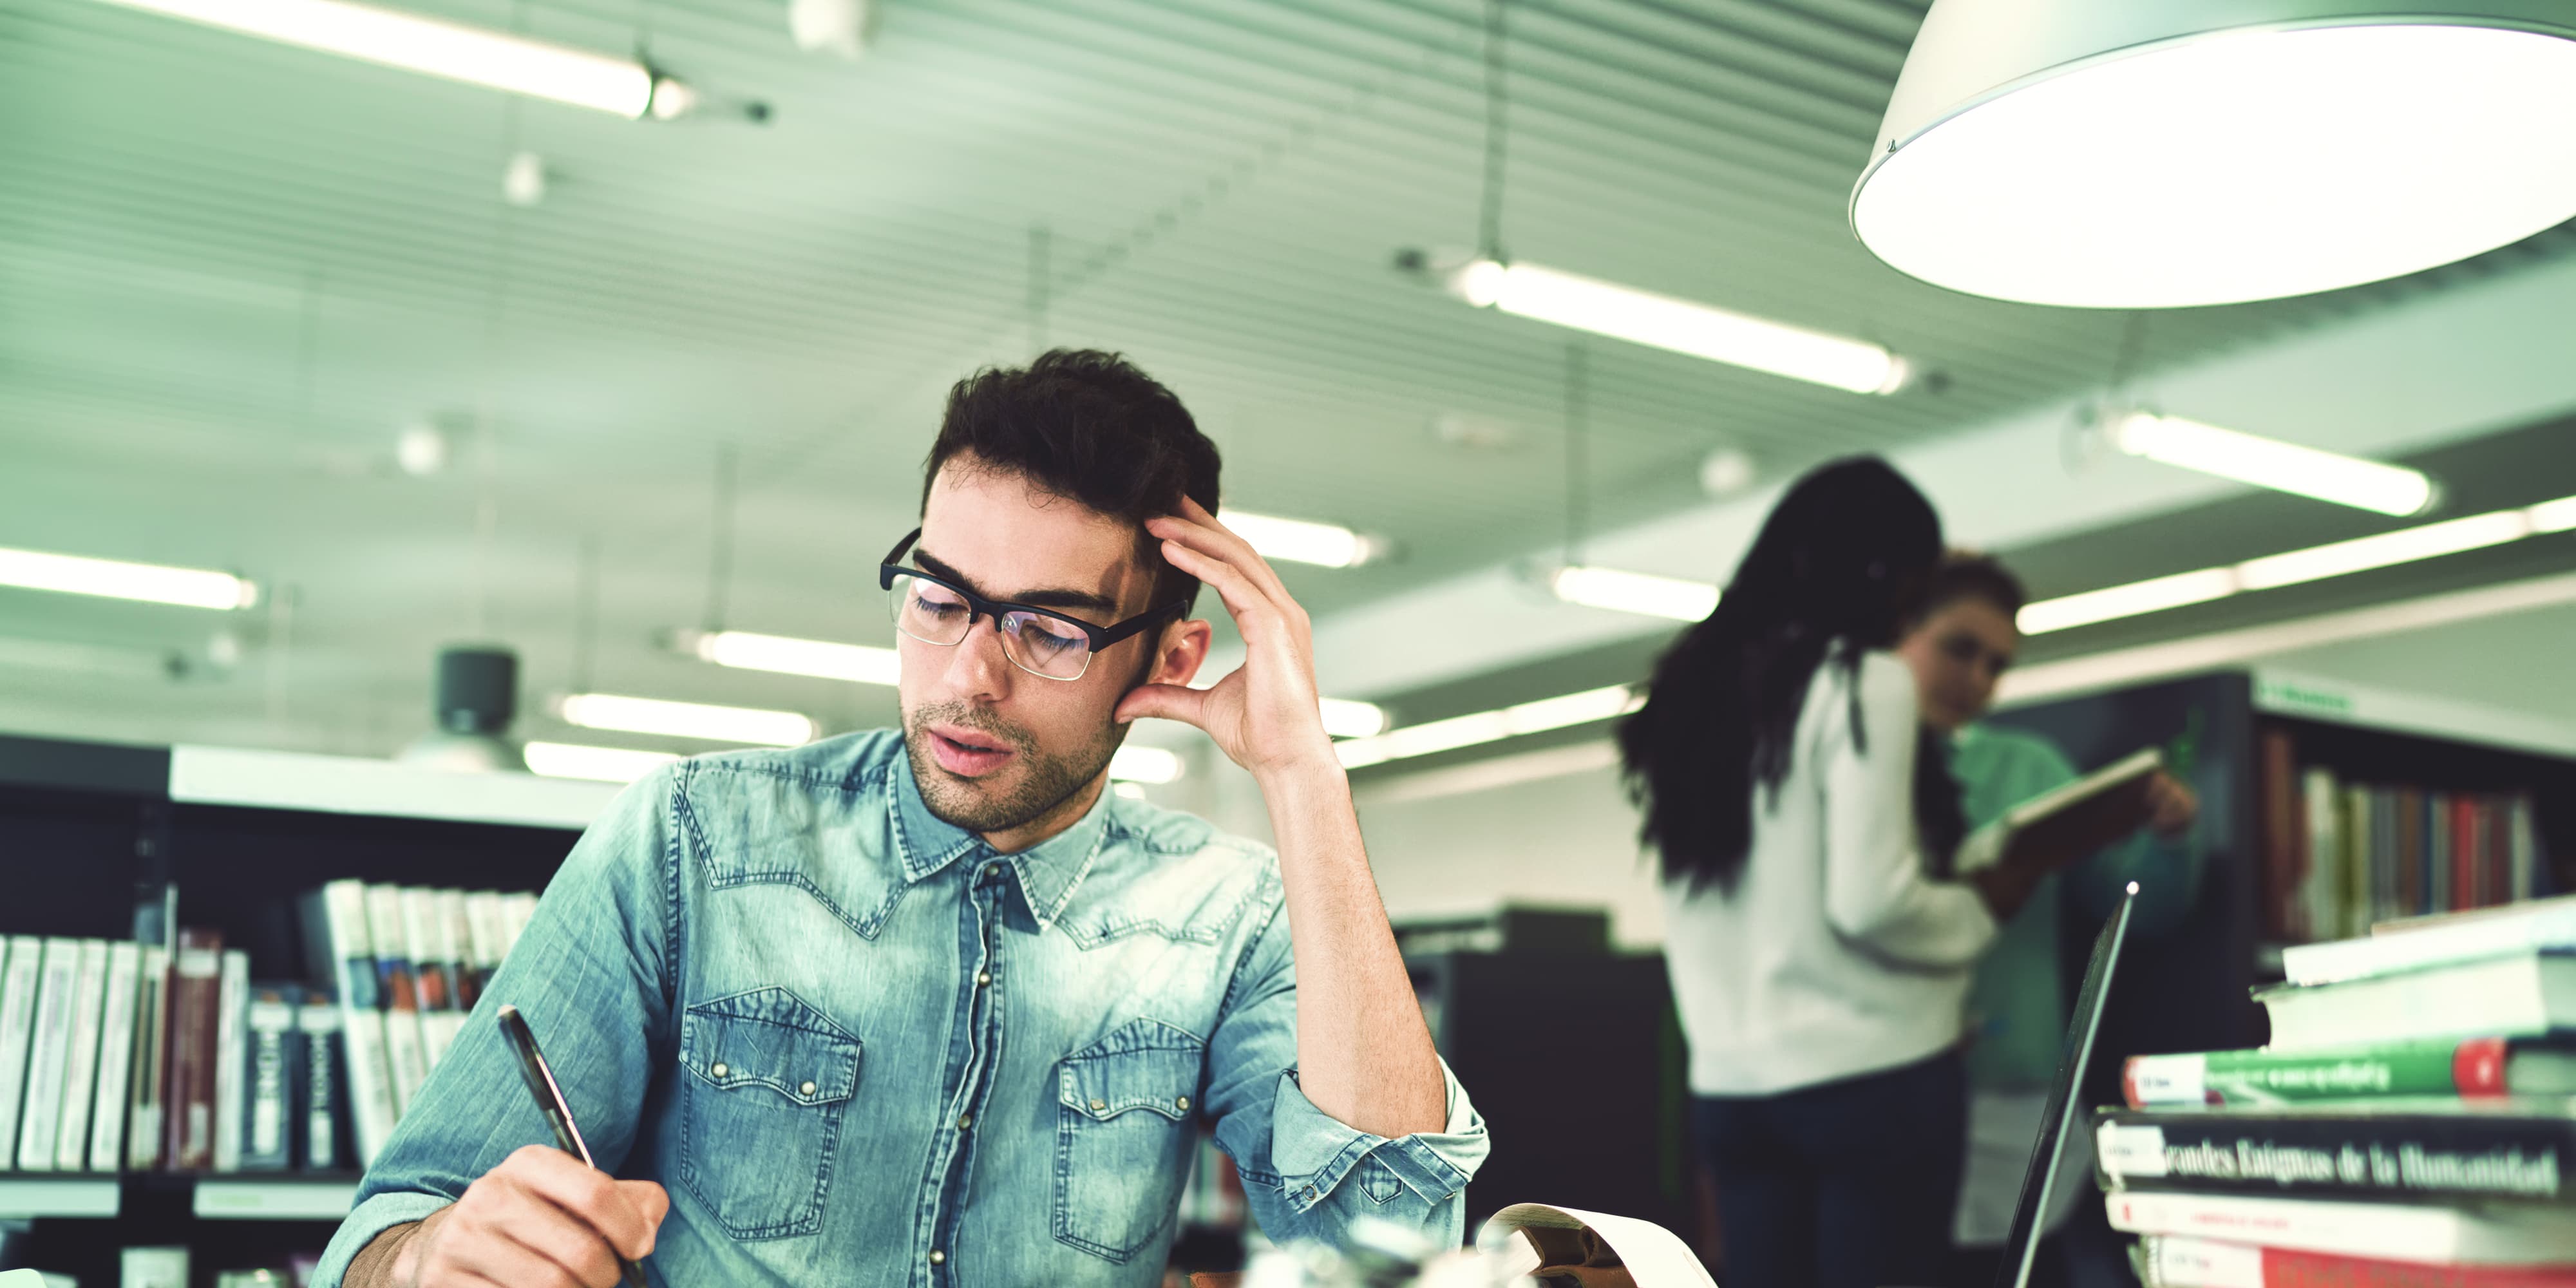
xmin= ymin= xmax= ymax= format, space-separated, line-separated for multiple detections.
xmin=2095 ymin=895 xmax=2576 ymax=1287
xmin=0 ymin=882 xmax=537 ymax=1179
xmin=2257 ymin=732 xmax=2549 ymax=943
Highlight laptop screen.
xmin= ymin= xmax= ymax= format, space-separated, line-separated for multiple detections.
xmin=1992 ymin=884 xmax=2137 ymax=1288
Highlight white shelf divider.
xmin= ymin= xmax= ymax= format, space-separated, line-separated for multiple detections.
xmin=0 ymin=1177 xmax=120 ymax=1218
xmin=2251 ymin=668 xmax=2576 ymax=760
xmin=193 ymin=1177 xmax=361 ymax=1221
xmin=170 ymin=745 xmax=621 ymax=830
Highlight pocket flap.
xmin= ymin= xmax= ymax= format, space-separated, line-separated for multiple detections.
xmin=1058 ymin=1018 xmax=1203 ymax=1123
xmin=682 ymin=987 xmax=862 ymax=1106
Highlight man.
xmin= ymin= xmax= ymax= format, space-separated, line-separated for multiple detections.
xmin=317 ymin=350 xmax=1487 ymax=1287
xmin=1893 ymin=553 xmax=2197 ymax=1288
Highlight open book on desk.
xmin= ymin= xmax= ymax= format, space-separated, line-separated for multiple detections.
xmin=1958 ymin=746 xmax=2164 ymax=875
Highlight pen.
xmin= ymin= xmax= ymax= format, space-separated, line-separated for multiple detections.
xmin=496 ymin=1004 xmax=650 ymax=1288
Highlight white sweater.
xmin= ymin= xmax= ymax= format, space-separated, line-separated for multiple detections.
xmin=1662 ymin=650 xmax=1998 ymax=1096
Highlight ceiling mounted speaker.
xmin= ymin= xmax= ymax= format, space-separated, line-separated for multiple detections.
xmin=1850 ymin=2 xmax=2576 ymax=308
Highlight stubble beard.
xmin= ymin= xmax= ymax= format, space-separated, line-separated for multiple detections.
xmin=904 ymin=700 xmax=1126 ymax=837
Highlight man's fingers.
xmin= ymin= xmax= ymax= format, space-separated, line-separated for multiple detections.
xmin=1156 ymin=504 xmax=1295 ymax=610
xmin=1116 ymin=681 xmax=1211 ymax=729
xmin=480 ymin=1195 xmax=623 ymax=1287
xmin=500 ymin=1146 xmax=656 ymax=1261
xmin=1159 ymin=539 xmax=1278 ymax=638
xmin=616 ymin=1180 xmax=670 ymax=1246
xmin=446 ymin=1219 xmax=596 ymax=1288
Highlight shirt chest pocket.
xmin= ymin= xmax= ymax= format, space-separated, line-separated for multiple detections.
xmin=1052 ymin=1019 xmax=1205 ymax=1263
xmin=677 ymin=988 xmax=862 ymax=1240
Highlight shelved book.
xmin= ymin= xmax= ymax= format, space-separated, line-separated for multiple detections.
xmin=0 ymin=881 xmax=536 ymax=1175
xmin=2135 ymin=1234 xmax=2576 ymax=1288
xmin=2097 ymin=1102 xmax=2575 ymax=1204
xmin=2126 ymin=1037 xmax=2576 ymax=1106
xmin=2255 ymin=732 xmax=2550 ymax=945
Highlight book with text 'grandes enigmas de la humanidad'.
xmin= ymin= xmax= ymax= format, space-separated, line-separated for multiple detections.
xmin=2096 ymin=1101 xmax=2576 ymax=1204
xmin=2136 ymin=1235 xmax=2576 ymax=1288
xmin=2107 ymin=1189 xmax=2576 ymax=1265
xmin=2257 ymin=955 xmax=2576 ymax=1052
xmin=2126 ymin=1037 xmax=2576 ymax=1107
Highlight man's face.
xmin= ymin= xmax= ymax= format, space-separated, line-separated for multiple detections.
xmin=1897 ymin=596 xmax=2020 ymax=733
xmin=896 ymin=456 xmax=1200 ymax=846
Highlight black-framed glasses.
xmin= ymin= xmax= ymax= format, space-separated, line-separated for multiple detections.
xmin=878 ymin=529 xmax=1188 ymax=682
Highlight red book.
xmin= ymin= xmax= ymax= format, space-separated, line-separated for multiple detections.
xmin=2258 ymin=730 xmax=2303 ymax=940
xmin=2143 ymin=1235 xmax=2576 ymax=1288
xmin=162 ymin=929 xmax=224 ymax=1171
xmin=2454 ymin=797 xmax=2481 ymax=913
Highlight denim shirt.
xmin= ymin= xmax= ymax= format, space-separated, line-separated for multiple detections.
xmin=314 ymin=731 xmax=1488 ymax=1286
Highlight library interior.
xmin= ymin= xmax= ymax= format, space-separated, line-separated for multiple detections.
xmin=5 ymin=2 xmax=2576 ymax=1287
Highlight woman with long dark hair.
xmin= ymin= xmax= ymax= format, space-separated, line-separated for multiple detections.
xmin=1620 ymin=457 xmax=2062 ymax=1288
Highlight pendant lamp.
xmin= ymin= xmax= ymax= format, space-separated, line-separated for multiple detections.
xmin=1850 ymin=2 xmax=2576 ymax=308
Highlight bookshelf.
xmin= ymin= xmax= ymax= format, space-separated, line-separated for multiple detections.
xmin=1985 ymin=665 xmax=2572 ymax=1121
xmin=0 ymin=732 xmax=596 ymax=1287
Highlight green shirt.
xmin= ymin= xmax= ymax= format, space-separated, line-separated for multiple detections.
xmin=1953 ymin=724 xmax=2204 ymax=1090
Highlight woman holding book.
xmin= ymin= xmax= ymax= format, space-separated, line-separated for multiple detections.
xmin=1620 ymin=459 xmax=2088 ymax=1288
xmin=1893 ymin=553 xmax=2201 ymax=1288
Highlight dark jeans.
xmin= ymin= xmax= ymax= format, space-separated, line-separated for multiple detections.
xmin=1693 ymin=1049 xmax=1968 ymax=1288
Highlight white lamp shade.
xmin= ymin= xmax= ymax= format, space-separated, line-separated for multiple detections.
xmin=1851 ymin=1 xmax=2576 ymax=308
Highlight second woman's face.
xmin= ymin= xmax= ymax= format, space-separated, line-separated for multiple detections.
xmin=1898 ymin=598 xmax=2020 ymax=733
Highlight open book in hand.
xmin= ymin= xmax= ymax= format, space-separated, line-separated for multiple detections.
xmin=1956 ymin=746 xmax=2164 ymax=876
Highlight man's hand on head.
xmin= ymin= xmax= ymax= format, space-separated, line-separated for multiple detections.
xmin=1114 ymin=496 xmax=1340 ymax=784
xmin=371 ymin=1145 xmax=667 ymax=1288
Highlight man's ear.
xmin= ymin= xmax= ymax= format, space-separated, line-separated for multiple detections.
xmin=1146 ymin=616 xmax=1213 ymax=689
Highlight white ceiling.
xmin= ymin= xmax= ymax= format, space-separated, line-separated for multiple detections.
xmin=4 ymin=0 xmax=2573 ymax=760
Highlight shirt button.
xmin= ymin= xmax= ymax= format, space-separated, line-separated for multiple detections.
xmin=1090 ymin=1099 xmax=1107 ymax=1112
xmin=976 ymin=970 xmax=991 ymax=987
xmin=710 ymin=1062 xmax=729 ymax=1079
xmin=800 ymin=1081 xmax=818 ymax=1097
xmin=1176 ymin=1096 xmax=1190 ymax=1112
xmin=928 ymin=1250 xmax=945 ymax=1265
xmin=957 ymin=1113 xmax=974 ymax=1130
xmin=983 ymin=863 xmax=1001 ymax=878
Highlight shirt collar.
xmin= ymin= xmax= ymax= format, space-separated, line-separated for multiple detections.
xmin=889 ymin=739 xmax=1112 ymax=931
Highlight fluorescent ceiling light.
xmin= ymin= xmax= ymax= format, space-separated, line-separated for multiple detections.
xmin=1108 ymin=745 xmax=1184 ymax=784
xmin=1318 ymin=697 xmax=1390 ymax=739
xmin=1223 ymin=511 xmax=1387 ymax=569
xmin=676 ymin=630 xmax=900 ymax=686
xmin=1447 ymin=259 xmax=1909 ymax=395
xmin=2112 ymin=412 xmax=2437 ymax=516
xmin=0 ymin=545 xmax=258 ymax=611
xmin=2019 ymin=493 xmax=2576 ymax=634
xmin=524 ymin=741 xmax=680 ymax=784
xmin=1337 ymin=684 xmax=1641 ymax=770
xmin=556 ymin=693 xmax=815 ymax=746
xmin=1551 ymin=565 xmax=1721 ymax=622
xmin=1853 ymin=9 xmax=2576 ymax=307
xmin=88 ymin=0 xmax=694 ymax=119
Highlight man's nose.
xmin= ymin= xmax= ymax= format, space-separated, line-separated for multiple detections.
xmin=940 ymin=614 xmax=1014 ymax=698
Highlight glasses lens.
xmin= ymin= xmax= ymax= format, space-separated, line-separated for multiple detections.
xmin=1000 ymin=611 xmax=1093 ymax=679
xmin=891 ymin=574 xmax=972 ymax=644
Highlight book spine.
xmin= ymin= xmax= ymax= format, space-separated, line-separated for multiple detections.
xmin=401 ymin=887 xmax=457 ymax=1070
xmin=16 ymin=939 xmax=84 ymax=1171
xmin=464 ymin=891 xmax=506 ymax=1001
xmin=369 ymin=884 xmax=431 ymax=1113
xmin=211 ymin=949 xmax=249 ymax=1172
xmin=86 ymin=941 xmax=141 ymax=1171
xmin=324 ymin=880 xmax=399 ymax=1168
xmin=2454 ymin=797 xmax=2478 ymax=914
xmin=2343 ymin=786 xmax=2371 ymax=942
xmin=2301 ymin=770 xmax=2340 ymax=945
xmin=298 ymin=999 xmax=345 ymax=1171
xmin=2145 ymin=1236 xmax=2576 ymax=1288
xmin=2124 ymin=1041 xmax=2474 ymax=1108
xmin=2097 ymin=1109 xmax=2576 ymax=1203
xmin=2259 ymin=730 xmax=2302 ymax=942
xmin=2429 ymin=792 xmax=2453 ymax=916
xmin=126 ymin=945 xmax=170 ymax=1171
xmin=439 ymin=889 xmax=479 ymax=1014
xmin=50 ymin=940 xmax=110 ymax=1171
xmin=500 ymin=891 xmax=539 ymax=958
xmin=0 ymin=936 xmax=44 ymax=1166
xmin=241 ymin=983 xmax=299 ymax=1171
xmin=165 ymin=929 xmax=224 ymax=1171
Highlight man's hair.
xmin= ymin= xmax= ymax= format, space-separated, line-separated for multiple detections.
xmin=1920 ymin=550 xmax=2027 ymax=622
xmin=922 ymin=348 xmax=1222 ymax=614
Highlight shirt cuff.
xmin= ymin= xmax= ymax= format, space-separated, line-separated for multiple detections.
xmin=1267 ymin=1058 xmax=1489 ymax=1217
xmin=312 ymin=1189 xmax=457 ymax=1287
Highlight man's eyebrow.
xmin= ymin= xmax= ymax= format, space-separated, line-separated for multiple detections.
xmin=911 ymin=548 xmax=1122 ymax=617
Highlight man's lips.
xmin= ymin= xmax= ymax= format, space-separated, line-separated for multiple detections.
xmin=926 ymin=724 xmax=1016 ymax=777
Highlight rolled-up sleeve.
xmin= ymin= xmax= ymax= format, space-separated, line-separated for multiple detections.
xmin=1200 ymin=899 xmax=1489 ymax=1251
xmin=311 ymin=764 xmax=679 ymax=1286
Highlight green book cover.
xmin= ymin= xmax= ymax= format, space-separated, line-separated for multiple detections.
xmin=2125 ymin=1037 xmax=2576 ymax=1106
